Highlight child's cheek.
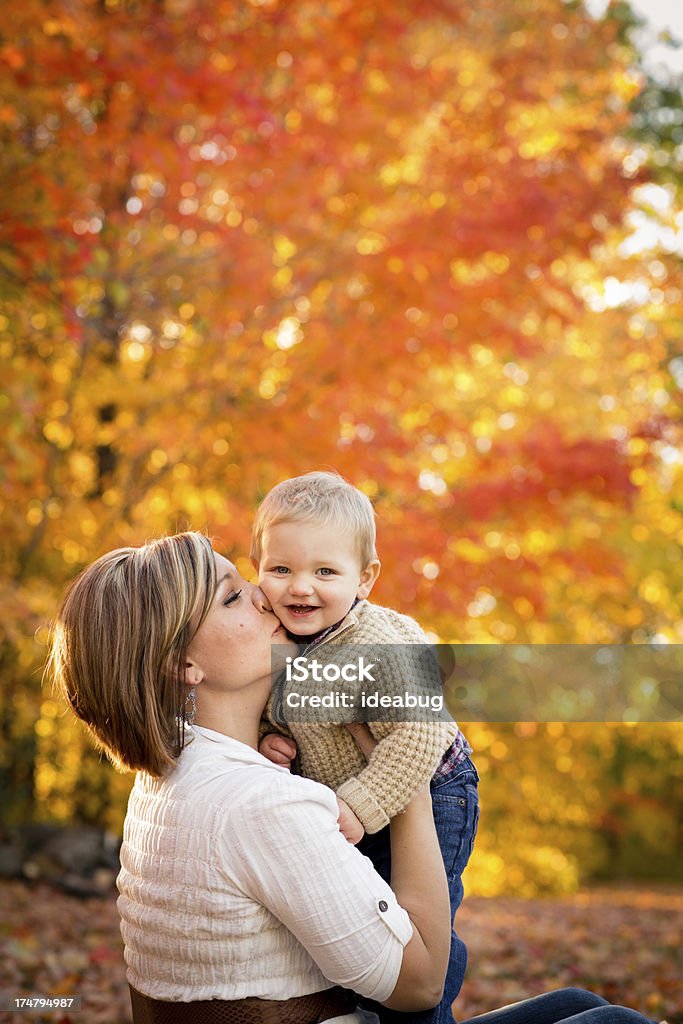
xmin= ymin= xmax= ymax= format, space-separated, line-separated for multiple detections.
xmin=258 ymin=579 xmax=278 ymax=605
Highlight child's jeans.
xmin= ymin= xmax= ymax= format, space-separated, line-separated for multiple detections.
xmin=356 ymin=753 xmax=480 ymax=1024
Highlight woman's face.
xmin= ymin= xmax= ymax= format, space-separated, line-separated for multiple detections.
xmin=186 ymin=552 xmax=293 ymax=694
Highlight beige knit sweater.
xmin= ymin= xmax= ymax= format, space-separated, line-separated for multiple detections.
xmin=263 ymin=601 xmax=459 ymax=834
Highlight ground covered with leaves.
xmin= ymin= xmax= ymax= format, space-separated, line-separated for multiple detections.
xmin=457 ymin=887 xmax=682 ymax=1023
xmin=1 ymin=882 xmax=681 ymax=1024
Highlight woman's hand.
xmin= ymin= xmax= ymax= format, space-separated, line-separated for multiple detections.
xmin=259 ymin=733 xmax=297 ymax=769
xmin=344 ymin=722 xmax=377 ymax=762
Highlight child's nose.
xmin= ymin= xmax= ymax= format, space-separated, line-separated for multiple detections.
xmin=288 ymin=575 xmax=314 ymax=596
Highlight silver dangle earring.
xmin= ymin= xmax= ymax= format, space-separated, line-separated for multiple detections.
xmin=184 ymin=686 xmax=197 ymax=725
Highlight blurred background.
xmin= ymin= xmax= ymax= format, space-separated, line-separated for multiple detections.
xmin=1 ymin=0 xmax=682 ymax=1018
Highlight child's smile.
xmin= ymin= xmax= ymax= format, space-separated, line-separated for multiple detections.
xmin=258 ymin=520 xmax=379 ymax=637
xmin=287 ymin=603 xmax=321 ymax=616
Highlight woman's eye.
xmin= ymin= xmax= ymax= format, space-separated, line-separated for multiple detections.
xmin=224 ymin=589 xmax=243 ymax=606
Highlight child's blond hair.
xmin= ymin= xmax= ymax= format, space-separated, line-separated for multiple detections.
xmin=251 ymin=471 xmax=377 ymax=568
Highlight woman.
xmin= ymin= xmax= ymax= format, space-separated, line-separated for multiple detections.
xmin=49 ymin=531 xmax=662 ymax=1024
xmin=49 ymin=531 xmax=451 ymax=1023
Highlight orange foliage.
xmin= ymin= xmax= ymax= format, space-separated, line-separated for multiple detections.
xmin=0 ymin=0 xmax=681 ymax=829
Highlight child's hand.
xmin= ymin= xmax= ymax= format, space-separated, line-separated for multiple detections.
xmin=336 ymin=796 xmax=365 ymax=845
xmin=344 ymin=722 xmax=377 ymax=762
xmin=259 ymin=733 xmax=297 ymax=769
xmin=251 ymin=585 xmax=272 ymax=612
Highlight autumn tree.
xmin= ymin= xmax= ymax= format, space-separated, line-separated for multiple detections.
xmin=1 ymin=0 xmax=681 ymax=885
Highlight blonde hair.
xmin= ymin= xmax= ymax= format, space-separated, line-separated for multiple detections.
xmin=47 ymin=532 xmax=217 ymax=777
xmin=251 ymin=471 xmax=377 ymax=568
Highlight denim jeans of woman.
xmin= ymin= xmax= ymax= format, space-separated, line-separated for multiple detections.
xmin=462 ymin=988 xmax=658 ymax=1024
xmin=355 ymin=987 xmax=659 ymax=1024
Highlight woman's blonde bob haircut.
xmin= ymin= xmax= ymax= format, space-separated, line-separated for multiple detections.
xmin=48 ymin=531 xmax=217 ymax=777
xmin=250 ymin=471 xmax=377 ymax=568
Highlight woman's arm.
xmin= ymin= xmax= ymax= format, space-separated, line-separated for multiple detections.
xmin=383 ymin=784 xmax=451 ymax=1010
xmin=227 ymin=767 xmax=450 ymax=1011
xmin=346 ymin=722 xmax=451 ymax=1011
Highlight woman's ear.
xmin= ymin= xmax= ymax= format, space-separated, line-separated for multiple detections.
xmin=357 ymin=560 xmax=381 ymax=600
xmin=183 ymin=663 xmax=204 ymax=687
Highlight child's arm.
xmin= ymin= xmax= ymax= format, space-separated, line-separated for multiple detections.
xmin=335 ymin=795 xmax=364 ymax=844
xmin=345 ymin=721 xmax=378 ymax=761
xmin=259 ymin=733 xmax=297 ymax=768
xmin=337 ymin=719 xmax=458 ymax=834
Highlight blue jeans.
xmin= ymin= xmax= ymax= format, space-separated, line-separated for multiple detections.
xmin=462 ymin=988 xmax=658 ymax=1024
xmin=357 ymin=754 xmax=480 ymax=1024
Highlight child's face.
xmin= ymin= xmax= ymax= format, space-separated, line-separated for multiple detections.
xmin=258 ymin=520 xmax=379 ymax=636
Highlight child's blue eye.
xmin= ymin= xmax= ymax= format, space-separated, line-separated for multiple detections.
xmin=318 ymin=568 xmax=335 ymax=576
xmin=273 ymin=566 xmax=290 ymax=575
xmin=224 ymin=589 xmax=242 ymax=606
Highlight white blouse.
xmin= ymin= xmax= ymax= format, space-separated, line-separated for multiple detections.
xmin=117 ymin=725 xmax=413 ymax=1004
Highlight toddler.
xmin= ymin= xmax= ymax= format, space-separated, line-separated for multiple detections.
xmin=252 ymin=471 xmax=479 ymax=1024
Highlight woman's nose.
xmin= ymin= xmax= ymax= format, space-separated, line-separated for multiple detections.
xmin=250 ymin=583 xmax=272 ymax=613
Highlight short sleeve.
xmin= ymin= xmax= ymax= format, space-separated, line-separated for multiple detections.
xmin=222 ymin=772 xmax=413 ymax=1003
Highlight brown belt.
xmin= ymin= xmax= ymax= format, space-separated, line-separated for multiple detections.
xmin=129 ymin=985 xmax=356 ymax=1024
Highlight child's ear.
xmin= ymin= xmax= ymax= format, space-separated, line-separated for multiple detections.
xmin=357 ymin=560 xmax=380 ymax=600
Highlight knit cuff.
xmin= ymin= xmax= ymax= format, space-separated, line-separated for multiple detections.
xmin=337 ymin=777 xmax=390 ymax=835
